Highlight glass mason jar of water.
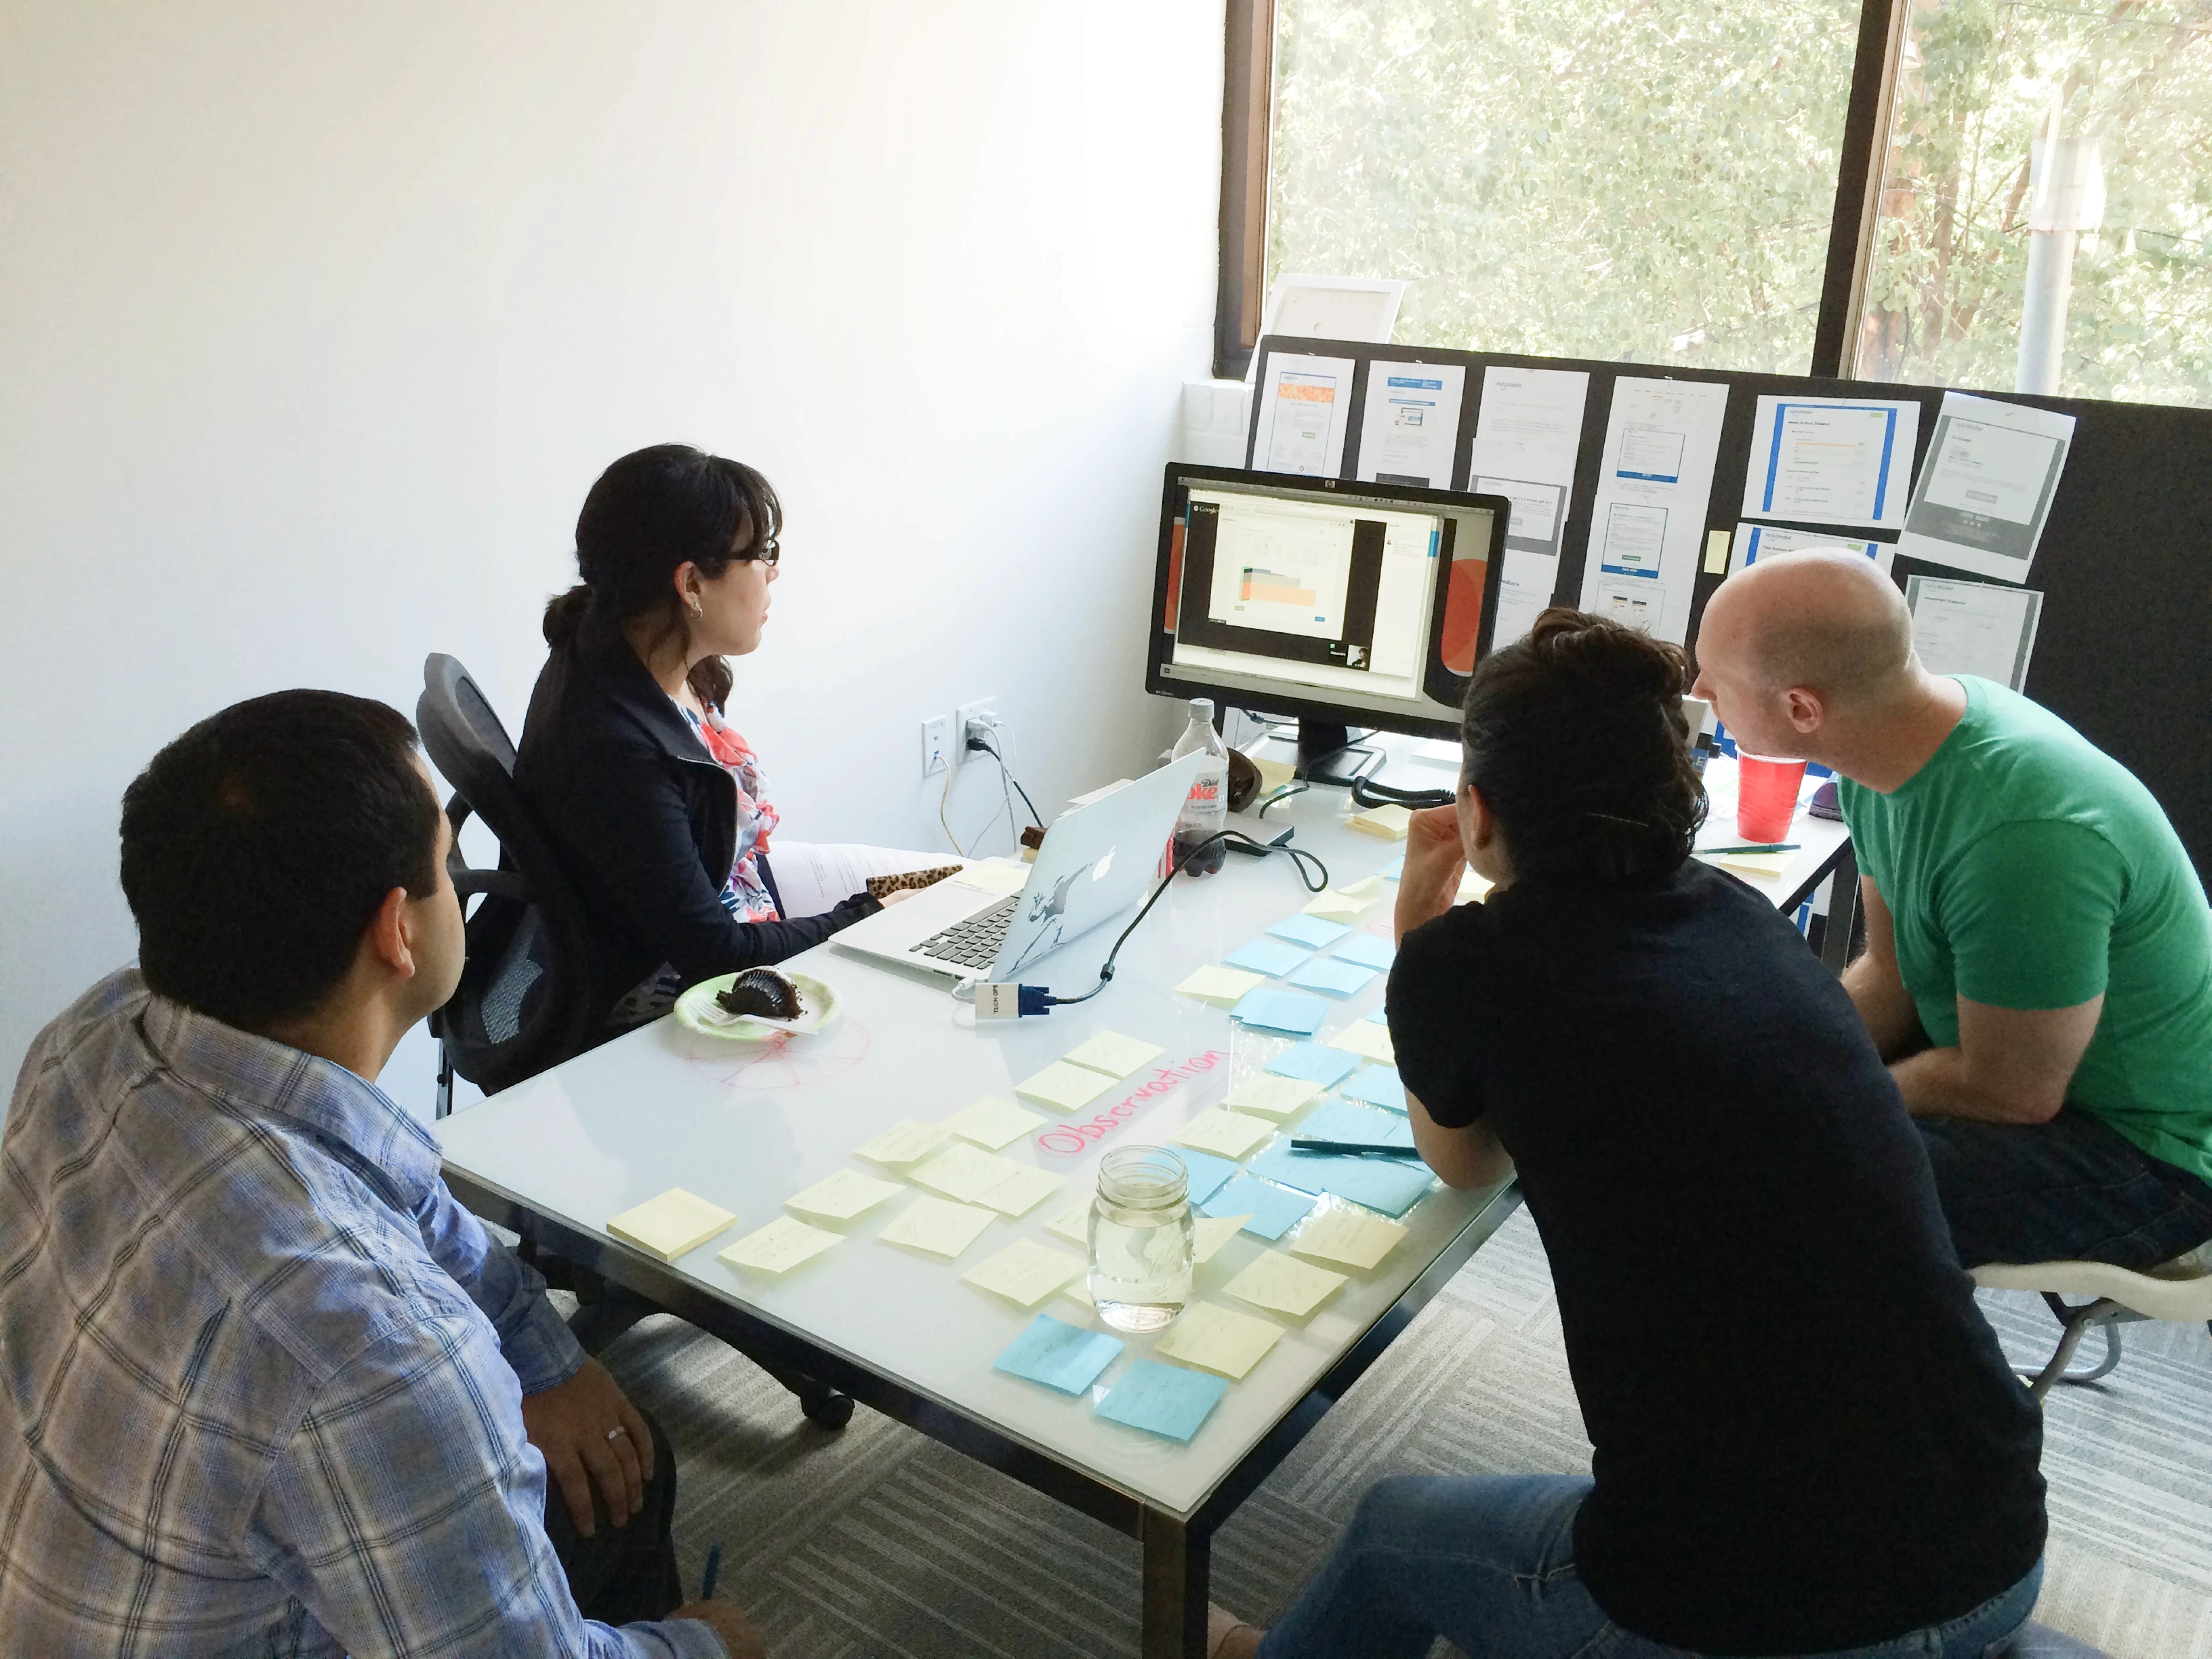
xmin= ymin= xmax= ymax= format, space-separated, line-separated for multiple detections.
xmin=1088 ymin=1146 xmax=1195 ymax=1333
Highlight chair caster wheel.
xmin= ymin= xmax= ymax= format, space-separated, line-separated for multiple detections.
xmin=800 ymin=1388 xmax=853 ymax=1429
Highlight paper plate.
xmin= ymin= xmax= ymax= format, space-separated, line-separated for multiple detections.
xmin=673 ymin=971 xmax=841 ymax=1041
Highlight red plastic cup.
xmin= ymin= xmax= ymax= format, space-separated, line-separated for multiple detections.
xmin=1735 ymin=753 xmax=1807 ymax=844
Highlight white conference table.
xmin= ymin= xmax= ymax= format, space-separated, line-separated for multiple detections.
xmin=435 ymin=738 xmax=1849 ymax=1659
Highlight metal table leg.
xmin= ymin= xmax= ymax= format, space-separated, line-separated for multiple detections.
xmin=1819 ymin=847 xmax=1860 ymax=975
xmin=1140 ymin=1506 xmax=1209 ymax=1659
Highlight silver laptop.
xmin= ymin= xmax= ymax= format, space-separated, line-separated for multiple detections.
xmin=832 ymin=753 xmax=1206 ymax=984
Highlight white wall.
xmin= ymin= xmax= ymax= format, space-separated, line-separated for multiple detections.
xmin=0 ymin=1 xmax=1218 ymax=1114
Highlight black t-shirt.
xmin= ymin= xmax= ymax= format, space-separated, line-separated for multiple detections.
xmin=1389 ymin=861 xmax=2045 ymax=1655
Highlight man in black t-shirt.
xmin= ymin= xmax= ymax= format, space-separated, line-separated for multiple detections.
xmin=1209 ymin=611 xmax=2044 ymax=1659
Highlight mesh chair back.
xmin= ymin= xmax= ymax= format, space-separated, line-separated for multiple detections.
xmin=417 ymin=653 xmax=597 ymax=1096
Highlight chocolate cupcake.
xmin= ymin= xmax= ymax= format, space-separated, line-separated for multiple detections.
xmin=714 ymin=967 xmax=804 ymax=1020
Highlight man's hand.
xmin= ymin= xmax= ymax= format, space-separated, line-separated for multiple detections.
xmin=669 ymin=1598 xmax=768 ymax=1659
xmin=1394 ymin=805 xmax=1465 ymax=944
xmin=520 ymin=1356 xmax=652 ymax=1539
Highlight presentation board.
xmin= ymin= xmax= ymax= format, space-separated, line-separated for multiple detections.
xmin=1244 ymin=337 xmax=2212 ymax=879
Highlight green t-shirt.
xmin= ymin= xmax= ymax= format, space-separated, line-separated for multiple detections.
xmin=1841 ymin=677 xmax=2212 ymax=1185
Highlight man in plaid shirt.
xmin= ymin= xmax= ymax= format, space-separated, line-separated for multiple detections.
xmin=0 ymin=691 xmax=761 ymax=1658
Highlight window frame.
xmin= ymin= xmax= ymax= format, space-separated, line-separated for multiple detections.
xmin=1215 ymin=0 xmax=1909 ymax=382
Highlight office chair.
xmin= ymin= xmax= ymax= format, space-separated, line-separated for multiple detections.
xmin=1973 ymin=1245 xmax=2212 ymax=1400
xmin=416 ymin=653 xmax=599 ymax=1113
xmin=415 ymin=654 xmax=852 ymax=1428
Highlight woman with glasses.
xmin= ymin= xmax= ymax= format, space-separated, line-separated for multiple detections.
xmin=518 ymin=443 xmax=898 ymax=1030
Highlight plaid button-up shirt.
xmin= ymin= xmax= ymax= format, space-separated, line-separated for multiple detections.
xmin=0 ymin=971 xmax=722 ymax=1659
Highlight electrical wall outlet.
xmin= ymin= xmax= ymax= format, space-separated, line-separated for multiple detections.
xmin=921 ymin=714 xmax=952 ymax=777
xmin=952 ymin=696 xmax=997 ymax=775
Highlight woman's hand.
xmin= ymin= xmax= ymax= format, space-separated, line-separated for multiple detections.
xmin=1393 ymin=806 xmax=1465 ymax=944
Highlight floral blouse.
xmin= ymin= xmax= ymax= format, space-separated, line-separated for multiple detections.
xmin=677 ymin=701 xmax=781 ymax=923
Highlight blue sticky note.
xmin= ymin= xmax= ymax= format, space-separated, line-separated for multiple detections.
xmin=1200 ymin=1173 xmax=1316 ymax=1240
xmin=1266 ymin=914 xmax=1352 ymax=950
xmin=1232 ymin=988 xmax=1330 ymax=1036
xmin=1298 ymin=1098 xmax=1415 ymax=1151
xmin=1341 ymin=1065 xmax=1407 ymax=1112
xmin=1170 ymin=1147 xmax=1240 ymax=1209
xmin=1365 ymin=1004 xmax=1391 ymax=1024
xmin=1249 ymin=1141 xmax=1434 ymax=1218
xmin=994 ymin=1314 xmax=1126 ymax=1395
xmin=1094 ymin=1359 xmax=1229 ymax=1442
xmin=1380 ymin=855 xmax=1405 ymax=879
xmin=1265 ymin=1043 xmax=1360 ymax=1088
xmin=1288 ymin=958 xmax=1379 ymax=998
xmin=1224 ymin=937 xmax=1312 ymax=977
xmin=1335 ymin=934 xmax=1396 ymax=971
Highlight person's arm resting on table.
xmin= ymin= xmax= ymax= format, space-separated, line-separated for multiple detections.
xmin=1887 ymin=820 xmax=2116 ymax=1124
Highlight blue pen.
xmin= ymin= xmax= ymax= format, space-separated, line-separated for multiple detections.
xmin=701 ymin=1541 xmax=723 ymax=1600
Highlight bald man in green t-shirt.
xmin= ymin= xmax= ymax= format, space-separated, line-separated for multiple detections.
xmin=1693 ymin=551 xmax=2212 ymax=1269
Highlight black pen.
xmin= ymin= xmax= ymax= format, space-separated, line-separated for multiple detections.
xmin=1291 ymin=1137 xmax=1417 ymax=1157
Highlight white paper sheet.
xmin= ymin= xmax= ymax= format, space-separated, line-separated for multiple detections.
xmin=1894 ymin=392 xmax=2075 ymax=582
xmin=768 ymin=843 xmax=951 ymax=920
xmin=1905 ymin=576 xmax=2044 ymax=690
xmin=1730 ymin=523 xmax=1896 ymax=577
xmin=1491 ymin=549 xmax=1559 ymax=648
xmin=1250 ymin=351 xmax=1358 ymax=477
xmin=1577 ymin=378 xmax=1730 ymax=644
xmin=1355 ymin=361 xmax=1465 ymax=487
xmin=1471 ymin=366 xmax=1589 ymax=560
xmin=1739 ymin=396 xmax=1920 ymax=530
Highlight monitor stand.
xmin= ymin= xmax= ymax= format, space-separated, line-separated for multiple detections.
xmin=1294 ymin=719 xmax=1369 ymax=786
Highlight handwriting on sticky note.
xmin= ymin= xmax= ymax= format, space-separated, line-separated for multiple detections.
xmin=941 ymin=1096 xmax=1045 ymax=1150
xmin=1154 ymin=1301 xmax=1284 ymax=1379
xmin=992 ymin=1313 xmax=1123 ymax=1394
xmin=1224 ymin=1074 xmax=1323 ymax=1121
xmin=1094 ymin=1359 xmax=1228 ymax=1442
xmin=1327 ymin=1022 xmax=1396 ymax=1064
xmin=783 ymin=1168 xmax=906 ymax=1221
xmin=1221 ymin=1251 xmax=1348 ymax=1318
xmin=976 ymin=1164 xmax=1065 ymax=1218
xmin=877 ymin=1195 xmax=997 ymax=1258
xmin=1193 ymin=1213 xmax=1249 ymax=1264
xmin=718 ymin=1215 xmax=841 ymax=1274
xmin=908 ymin=1141 xmax=1024 ymax=1204
xmin=1062 ymin=1031 xmax=1166 ymax=1078
xmin=606 ymin=1188 xmax=738 ymax=1262
xmin=1177 ymin=965 xmax=1266 ymax=1006
xmin=1014 ymin=1059 xmax=1118 ymax=1112
xmin=1044 ymin=1195 xmax=1094 ymax=1246
xmin=962 ymin=1240 xmax=1087 ymax=1308
xmin=854 ymin=1118 xmax=952 ymax=1166
xmin=1288 ymin=1206 xmax=1407 ymax=1271
xmin=1171 ymin=1107 xmax=1275 ymax=1160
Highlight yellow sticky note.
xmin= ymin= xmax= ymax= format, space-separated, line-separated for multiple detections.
xmin=1347 ymin=804 xmax=1413 ymax=840
xmin=1224 ymin=1074 xmax=1323 ymax=1121
xmin=1458 ymin=868 xmax=1493 ymax=904
xmin=1327 ymin=1022 xmax=1396 ymax=1064
xmin=1044 ymin=1194 xmax=1094 ymax=1246
xmin=909 ymin=1141 xmax=1026 ymax=1205
xmin=1059 ymin=1276 xmax=1097 ymax=1308
xmin=1177 ymin=965 xmax=1266 ymax=1006
xmin=1171 ymin=1107 xmax=1275 ymax=1160
xmin=1336 ymin=874 xmax=1383 ymax=898
xmin=951 ymin=859 xmax=1031 ymax=897
xmin=718 ymin=1215 xmax=842 ymax=1274
xmin=1063 ymin=1030 xmax=1167 ymax=1078
xmin=976 ymin=1164 xmax=1066 ymax=1218
xmin=941 ymin=1096 xmax=1046 ymax=1150
xmin=784 ymin=1168 xmax=906 ymax=1222
xmin=1154 ymin=1301 xmax=1284 ymax=1379
xmin=1288 ymin=1206 xmax=1408 ymax=1271
xmin=606 ymin=1188 xmax=738 ymax=1262
xmin=1716 ymin=850 xmax=1796 ymax=880
xmin=1252 ymin=756 xmax=1296 ymax=795
xmin=854 ymin=1118 xmax=952 ymax=1167
xmin=1222 ymin=1251 xmax=1348 ymax=1318
xmin=1304 ymin=891 xmax=1371 ymax=924
xmin=1014 ymin=1059 xmax=1118 ymax=1112
xmin=1194 ymin=1213 xmax=1249 ymax=1265
xmin=877 ymin=1195 xmax=998 ymax=1259
xmin=1704 ymin=529 xmax=1734 ymax=576
xmin=962 ymin=1240 xmax=1087 ymax=1308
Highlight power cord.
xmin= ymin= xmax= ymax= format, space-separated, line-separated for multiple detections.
xmin=969 ymin=729 xmax=1043 ymax=829
xmin=956 ymin=829 xmax=1330 ymax=1017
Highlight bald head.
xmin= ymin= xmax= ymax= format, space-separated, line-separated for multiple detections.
xmin=1703 ymin=551 xmax=1914 ymax=707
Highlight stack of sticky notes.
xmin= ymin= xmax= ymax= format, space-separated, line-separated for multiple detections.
xmin=1176 ymin=964 xmax=1266 ymax=1006
xmin=718 ymin=1215 xmax=842 ymax=1274
xmin=1347 ymin=803 xmax=1414 ymax=840
xmin=606 ymin=1188 xmax=739 ymax=1262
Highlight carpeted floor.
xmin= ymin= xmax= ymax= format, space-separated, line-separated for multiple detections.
xmin=590 ymin=1209 xmax=2212 ymax=1659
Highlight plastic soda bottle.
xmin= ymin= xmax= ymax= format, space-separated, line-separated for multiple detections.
xmin=1170 ymin=698 xmax=1229 ymax=877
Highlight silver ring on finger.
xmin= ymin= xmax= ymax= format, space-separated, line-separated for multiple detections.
xmin=606 ymin=1426 xmax=629 ymax=1441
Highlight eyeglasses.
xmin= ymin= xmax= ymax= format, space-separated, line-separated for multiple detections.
xmin=741 ymin=536 xmax=780 ymax=567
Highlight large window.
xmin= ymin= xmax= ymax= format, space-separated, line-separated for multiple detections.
xmin=1227 ymin=0 xmax=2212 ymax=406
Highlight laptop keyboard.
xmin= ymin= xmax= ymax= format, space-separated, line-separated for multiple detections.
xmin=915 ymin=896 xmax=1019 ymax=970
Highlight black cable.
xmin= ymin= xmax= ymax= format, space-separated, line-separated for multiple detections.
xmin=1350 ymin=774 xmax=1454 ymax=811
xmin=1046 ymin=830 xmax=1330 ymax=1006
xmin=972 ymin=732 xmax=1044 ymax=829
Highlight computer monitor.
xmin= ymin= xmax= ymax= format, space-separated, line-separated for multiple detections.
xmin=1145 ymin=464 xmax=1510 ymax=770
